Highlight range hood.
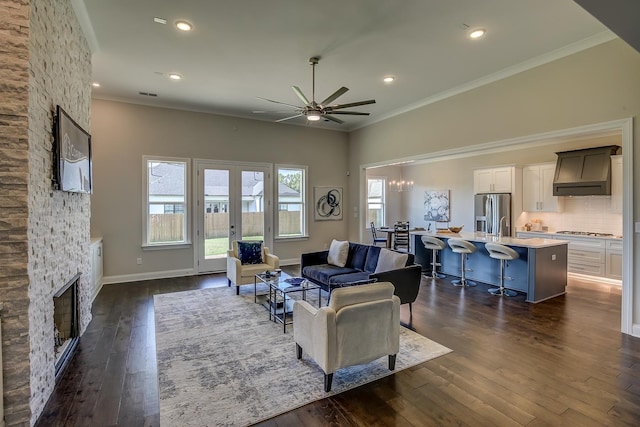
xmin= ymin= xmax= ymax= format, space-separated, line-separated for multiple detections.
xmin=553 ymin=145 xmax=621 ymax=196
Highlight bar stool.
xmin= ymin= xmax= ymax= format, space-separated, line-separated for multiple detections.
xmin=485 ymin=242 xmax=519 ymax=297
xmin=421 ymin=235 xmax=447 ymax=279
xmin=447 ymin=238 xmax=477 ymax=287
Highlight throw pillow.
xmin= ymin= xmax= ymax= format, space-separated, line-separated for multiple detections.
xmin=237 ymin=241 xmax=263 ymax=265
xmin=327 ymin=239 xmax=349 ymax=267
xmin=374 ymin=248 xmax=408 ymax=273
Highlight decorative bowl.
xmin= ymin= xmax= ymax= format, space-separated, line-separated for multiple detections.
xmin=448 ymin=225 xmax=464 ymax=233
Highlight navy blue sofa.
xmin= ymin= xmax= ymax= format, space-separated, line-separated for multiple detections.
xmin=301 ymin=243 xmax=423 ymax=312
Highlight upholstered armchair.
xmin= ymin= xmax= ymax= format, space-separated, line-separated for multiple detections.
xmin=227 ymin=240 xmax=279 ymax=295
xmin=293 ymin=282 xmax=400 ymax=392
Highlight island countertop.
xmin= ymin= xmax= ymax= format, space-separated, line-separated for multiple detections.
xmin=411 ymin=232 xmax=568 ymax=303
xmin=410 ymin=231 xmax=568 ymax=249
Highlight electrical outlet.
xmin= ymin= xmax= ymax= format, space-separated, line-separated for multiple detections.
xmin=137 ymin=257 xmax=142 ymax=265
xmin=551 ymin=254 xmax=556 ymax=261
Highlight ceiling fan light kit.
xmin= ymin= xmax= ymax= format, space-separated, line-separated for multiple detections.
xmin=258 ymin=56 xmax=376 ymax=124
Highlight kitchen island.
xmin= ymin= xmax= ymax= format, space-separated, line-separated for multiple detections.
xmin=412 ymin=231 xmax=569 ymax=303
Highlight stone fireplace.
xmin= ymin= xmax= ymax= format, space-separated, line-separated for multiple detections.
xmin=0 ymin=0 xmax=93 ymax=425
xmin=53 ymin=274 xmax=80 ymax=378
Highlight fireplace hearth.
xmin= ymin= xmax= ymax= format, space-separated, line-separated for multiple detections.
xmin=53 ymin=273 xmax=80 ymax=378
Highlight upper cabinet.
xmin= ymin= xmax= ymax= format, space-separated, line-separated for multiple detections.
xmin=522 ymin=163 xmax=561 ymax=212
xmin=474 ymin=166 xmax=513 ymax=193
xmin=611 ymin=155 xmax=622 ymax=214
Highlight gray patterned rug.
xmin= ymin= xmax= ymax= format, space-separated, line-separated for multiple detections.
xmin=154 ymin=285 xmax=451 ymax=427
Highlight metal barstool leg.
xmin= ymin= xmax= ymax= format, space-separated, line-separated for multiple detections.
xmin=430 ymin=249 xmax=445 ymax=279
xmin=452 ymin=253 xmax=476 ymax=287
xmin=489 ymin=259 xmax=517 ymax=297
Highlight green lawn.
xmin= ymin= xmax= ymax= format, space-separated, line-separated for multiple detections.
xmin=204 ymin=236 xmax=263 ymax=257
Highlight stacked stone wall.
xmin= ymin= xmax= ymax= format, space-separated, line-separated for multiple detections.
xmin=1 ymin=0 xmax=91 ymax=425
xmin=0 ymin=0 xmax=33 ymax=424
xmin=27 ymin=0 xmax=92 ymax=424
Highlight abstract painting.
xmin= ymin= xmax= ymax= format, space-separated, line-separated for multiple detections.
xmin=314 ymin=187 xmax=343 ymax=220
xmin=424 ymin=190 xmax=450 ymax=221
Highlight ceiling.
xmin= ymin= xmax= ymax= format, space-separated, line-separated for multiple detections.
xmin=75 ymin=0 xmax=613 ymax=131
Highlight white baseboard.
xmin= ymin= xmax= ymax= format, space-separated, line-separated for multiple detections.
xmin=632 ymin=324 xmax=640 ymax=338
xmin=102 ymin=268 xmax=196 ymax=285
xmin=102 ymin=259 xmax=301 ymax=286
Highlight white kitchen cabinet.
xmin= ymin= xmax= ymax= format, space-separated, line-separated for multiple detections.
xmin=610 ymin=155 xmax=622 ymax=214
xmin=517 ymin=232 xmax=622 ymax=281
xmin=606 ymin=239 xmax=623 ymax=280
xmin=90 ymin=237 xmax=103 ymax=302
xmin=522 ymin=163 xmax=561 ymax=212
xmin=474 ymin=166 xmax=513 ymax=193
xmin=566 ymin=237 xmax=605 ymax=277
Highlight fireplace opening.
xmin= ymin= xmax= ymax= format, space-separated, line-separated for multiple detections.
xmin=53 ymin=272 xmax=80 ymax=379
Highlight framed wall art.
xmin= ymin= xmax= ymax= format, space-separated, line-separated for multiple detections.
xmin=424 ymin=190 xmax=450 ymax=221
xmin=314 ymin=187 xmax=343 ymax=220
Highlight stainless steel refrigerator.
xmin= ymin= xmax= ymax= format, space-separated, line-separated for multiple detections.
xmin=474 ymin=193 xmax=512 ymax=236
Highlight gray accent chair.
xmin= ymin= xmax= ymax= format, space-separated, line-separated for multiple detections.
xmin=293 ymin=282 xmax=400 ymax=392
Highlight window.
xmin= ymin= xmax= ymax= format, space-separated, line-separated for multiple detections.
xmin=367 ymin=177 xmax=385 ymax=228
xmin=276 ymin=165 xmax=307 ymax=238
xmin=143 ymin=157 xmax=191 ymax=247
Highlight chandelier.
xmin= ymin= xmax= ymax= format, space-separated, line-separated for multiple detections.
xmin=388 ymin=179 xmax=414 ymax=192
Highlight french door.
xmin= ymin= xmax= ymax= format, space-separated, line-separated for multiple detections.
xmin=195 ymin=160 xmax=272 ymax=273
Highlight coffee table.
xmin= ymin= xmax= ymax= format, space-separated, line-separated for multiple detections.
xmin=255 ymin=272 xmax=322 ymax=333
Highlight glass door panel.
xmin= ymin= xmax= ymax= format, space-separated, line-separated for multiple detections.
xmin=196 ymin=161 xmax=272 ymax=273
xmin=240 ymin=170 xmax=265 ymax=242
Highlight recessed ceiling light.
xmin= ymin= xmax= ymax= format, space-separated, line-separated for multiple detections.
xmin=92 ymin=82 xmax=100 ymax=88
xmin=468 ymin=28 xmax=486 ymax=39
xmin=383 ymin=76 xmax=395 ymax=83
xmin=175 ymin=21 xmax=192 ymax=31
xmin=168 ymin=73 xmax=182 ymax=80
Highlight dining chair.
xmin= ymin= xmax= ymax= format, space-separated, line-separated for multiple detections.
xmin=370 ymin=222 xmax=387 ymax=247
xmin=393 ymin=221 xmax=410 ymax=252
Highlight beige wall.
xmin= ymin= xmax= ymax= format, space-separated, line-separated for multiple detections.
xmin=90 ymin=99 xmax=349 ymax=278
xmin=347 ymin=38 xmax=640 ymax=329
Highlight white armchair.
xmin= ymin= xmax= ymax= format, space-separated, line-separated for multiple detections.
xmin=293 ymin=282 xmax=400 ymax=391
xmin=227 ymin=241 xmax=279 ymax=295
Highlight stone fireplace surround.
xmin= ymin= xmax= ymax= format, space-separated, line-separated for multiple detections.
xmin=0 ymin=0 xmax=93 ymax=425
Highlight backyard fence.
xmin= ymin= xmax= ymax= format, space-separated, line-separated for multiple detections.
xmin=149 ymin=212 xmax=302 ymax=241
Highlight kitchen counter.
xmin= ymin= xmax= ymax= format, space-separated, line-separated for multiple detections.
xmin=411 ymin=231 xmax=568 ymax=248
xmin=517 ymin=230 xmax=622 ymax=240
xmin=411 ymin=232 xmax=568 ymax=303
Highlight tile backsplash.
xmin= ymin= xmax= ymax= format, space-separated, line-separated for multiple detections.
xmin=518 ymin=196 xmax=622 ymax=236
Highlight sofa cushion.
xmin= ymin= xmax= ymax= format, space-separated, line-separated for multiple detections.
xmin=364 ymin=246 xmax=381 ymax=273
xmin=375 ymin=248 xmax=409 ymax=273
xmin=328 ymin=239 xmax=349 ymax=267
xmin=328 ymin=272 xmax=372 ymax=285
xmin=237 ymin=241 xmax=263 ymax=265
xmin=303 ymin=264 xmax=359 ymax=284
xmin=347 ymin=243 xmax=370 ymax=271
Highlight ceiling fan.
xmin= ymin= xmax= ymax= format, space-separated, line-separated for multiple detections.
xmin=257 ymin=56 xmax=376 ymax=124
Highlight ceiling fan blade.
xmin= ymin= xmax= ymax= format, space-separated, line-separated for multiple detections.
xmin=320 ymin=86 xmax=349 ymax=106
xmin=256 ymin=97 xmax=302 ymax=109
xmin=323 ymin=115 xmax=344 ymax=124
xmin=276 ymin=113 xmax=304 ymax=123
xmin=292 ymin=86 xmax=311 ymax=106
xmin=329 ymin=99 xmax=376 ymax=110
xmin=327 ymin=111 xmax=370 ymax=116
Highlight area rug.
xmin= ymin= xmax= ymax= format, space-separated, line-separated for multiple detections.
xmin=154 ymin=286 xmax=451 ymax=427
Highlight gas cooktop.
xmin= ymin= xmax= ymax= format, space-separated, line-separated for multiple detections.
xmin=556 ymin=230 xmax=614 ymax=237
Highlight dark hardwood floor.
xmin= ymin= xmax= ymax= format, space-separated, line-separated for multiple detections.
xmin=36 ymin=268 xmax=640 ymax=426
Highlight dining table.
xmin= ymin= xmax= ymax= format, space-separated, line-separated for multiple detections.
xmin=378 ymin=227 xmax=420 ymax=249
